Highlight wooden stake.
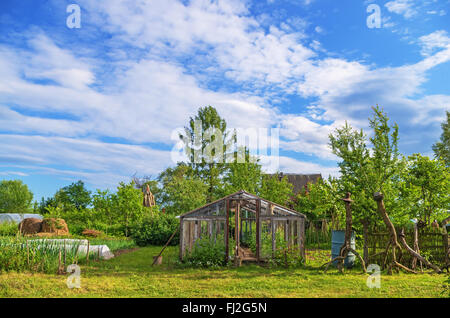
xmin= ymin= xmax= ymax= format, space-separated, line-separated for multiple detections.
xmin=225 ymin=199 xmax=230 ymax=263
xmin=272 ymin=219 xmax=276 ymax=258
xmin=86 ymin=241 xmax=90 ymax=265
xmin=255 ymin=199 xmax=261 ymax=262
xmin=58 ymin=250 xmax=62 ymax=274
xmin=63 ymin=239 xmax=66 ymax=269
xmin=26 ymin=240 xmax=30 ymax=268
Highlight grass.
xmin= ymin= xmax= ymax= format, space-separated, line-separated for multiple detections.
xmin=0 ymin=245 xmax=447 ymax=298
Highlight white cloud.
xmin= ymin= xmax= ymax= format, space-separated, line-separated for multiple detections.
xmin=0 ymin=36 xmax=274 ymax=144
xmin=418 ymin=30 xmax=450 ymax=56
xmin=385 ymin=0 xmax=417 ymax=19
xmin=77 ymin=0 xmax=315 ymax=90
xmin=278 ymin=156 xmax=339 ymax=178
xmin=0 ymin=134 xmax=172 ymax=189
xmin=0 ymin=1 xmax=449 ymax=189
xmin=0 ymin=171 xmax=29 ymax=177
xmin=279 ymin=115 xmax=338 ymax=160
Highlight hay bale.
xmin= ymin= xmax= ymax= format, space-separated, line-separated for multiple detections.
xmin=82 ymin=229 xmax=103 ymax=237
xmin=19 ymin=218 xmax=42 ymax=235
xmin=41 ymin=218 xmax=69 ymax=235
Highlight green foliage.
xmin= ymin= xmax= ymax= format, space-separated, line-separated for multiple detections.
xmin=329 ymin=106 xmax=402 ymax=229
xmin=259 ymin=174 xmax=293 ymax=205
xmin=269 ymin=248 xmax=305 ymax=268
xmin=0 ymin=179 xmax=33 ymax=214
xmin=0 ymin=222 xmax=18 ymax=236
xmin=112 ymin=181 xmax=147 ymax=237
xmin=0 ymin=237 xmax=84 ymax=273
xmin=295 ymin=177 xmax=345 ymax=230
xmin=397 ymin=154 xmax=450 ymax=225
xmin=40 ymin=181 xmax=147 ymax=237
xmin=433 ymin=111 xmax=450 ymax=166
xmin=180 ymin=106 xmax=234 ymax=202
xmin=182 ymin=235 xmax=227 ymax=268
xmin=54 ymin=180 xmax=92 ymax=210
xmin=159 ymin=163 xmax=208 ymax=215
xmin=0 ymin=236 xmax=135 ymax=273
xmin=92 ymin=189 xmax=115 ymax=229
xmin=223 ymin=147 xmax=262 ymax=195
xmin=246 ymin=225 xmax=304 ymax=268
xmin=130 ymin=213 xmax=179 ymax=247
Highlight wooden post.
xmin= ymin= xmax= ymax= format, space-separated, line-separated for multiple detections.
xmin=194 ymin=221 xmax=199 ymax=244
xmin=362 ymin=219 xmax=369 ymax=265
xmin=256 ymin=199 xmax=261 ymax=261
xmin=286 ymin=220 xmax=291 ymax=250
xmin=208 ymin=220 xmax=213 ymax=238
xmin=58 ymin=249 xmax=62 ymax=274
xmin=179 ymin=218 xmax=184 ymax=260
xmin=284 ymin=221 xmax=288 ymax=242
xmin=272 ymin=219 xmax=276 ymax=258
xmin=290 ymin=220 xmax=295 ymax=250
xmin=63 ymin=239 xmax=66 ymax=269
xmin=235 ymin=201 xmax=240 ymax=254
xmin=225 ymin=199 xmax=230 ymax=263
xmin=301 ymin=218 xmax=306 ymax=259
xmin=297 ymin=219 xmax=301 ymax=255
xmin=189 ymin=221 xmax=194 ymax=252
xmin=412 ymin=223 xmax=421 ymax=270
xmin=86 ymin=241 xmax=90 ymax=265
xmin=443 ymin=226 xmax=449 ymax=265
xmin=214 ymin=220 xmax=217 ymax=244
xmin=26 ymin=240 xmax=29 ymax=268
xmin=74 ymin=244 xmax=79 ymax=265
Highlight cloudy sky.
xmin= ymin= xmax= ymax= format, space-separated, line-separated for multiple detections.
xmin=0 ymin=0 xmax=449 ymax=200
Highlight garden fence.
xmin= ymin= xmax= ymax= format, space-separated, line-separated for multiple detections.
xmin=367 ymin=227 xmax=449 ymax=267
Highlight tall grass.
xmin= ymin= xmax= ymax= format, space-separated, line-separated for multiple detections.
xmin=0 ymin=236 xmax=85 ymax=273
xmin=0 ymin=236 xmax=136 ymax=274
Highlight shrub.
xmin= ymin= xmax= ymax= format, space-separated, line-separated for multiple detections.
xmin=182 ymin=235 xmax=227 ymax=268
xmin=0 ymin=222 xmax=19 ymax=236
xmin=268 ymin=247 xmax=305 ymax=268
xmin=130 ymin=213 xmax=179 ymax=246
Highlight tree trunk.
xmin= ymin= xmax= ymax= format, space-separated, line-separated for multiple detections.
xmin=373 ymin=192 xmax=401 ymax=250
xmin=374 ymin=192 xmax=442 ymax=274
xmin=323 ymin=193 xmax=366 ymax=273
xmin=411 ymin=223 xmax=422 ymax=271
xmin=362 ymin=218 xmax=369 ymax=265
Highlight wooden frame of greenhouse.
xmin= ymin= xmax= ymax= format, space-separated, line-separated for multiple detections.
xmin=179 ymin=190 xmax=307 ymax=264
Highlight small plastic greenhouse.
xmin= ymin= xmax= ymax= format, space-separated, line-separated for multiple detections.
xmin=0 ymin=213 xmax=43 ymax=224
xmin=179 ymin=190 xmax=306 ymax=264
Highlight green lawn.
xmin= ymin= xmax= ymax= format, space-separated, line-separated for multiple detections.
xmin=0 ymin=246 xmax=447 ymax=298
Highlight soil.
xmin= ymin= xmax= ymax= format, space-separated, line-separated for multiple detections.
xmin=113 ymin=247 xmax=140 ymax=257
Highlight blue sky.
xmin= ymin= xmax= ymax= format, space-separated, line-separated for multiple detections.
xmin=0 ymin=0 xmax=449 ymax=201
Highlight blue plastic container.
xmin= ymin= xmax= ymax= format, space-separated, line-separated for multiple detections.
xmin=331 ymin=230 xmax=356 ymax=268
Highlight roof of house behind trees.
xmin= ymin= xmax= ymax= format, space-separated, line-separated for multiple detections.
xmin=270 ymin=173 xmax=322 ymax=194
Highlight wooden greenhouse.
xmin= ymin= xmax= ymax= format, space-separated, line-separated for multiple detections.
xmin=179 ymin=190 xmax=307 ymax=264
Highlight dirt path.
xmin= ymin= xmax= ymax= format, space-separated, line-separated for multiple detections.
xmin=113 ymin=247 xmax=140 ymax=257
